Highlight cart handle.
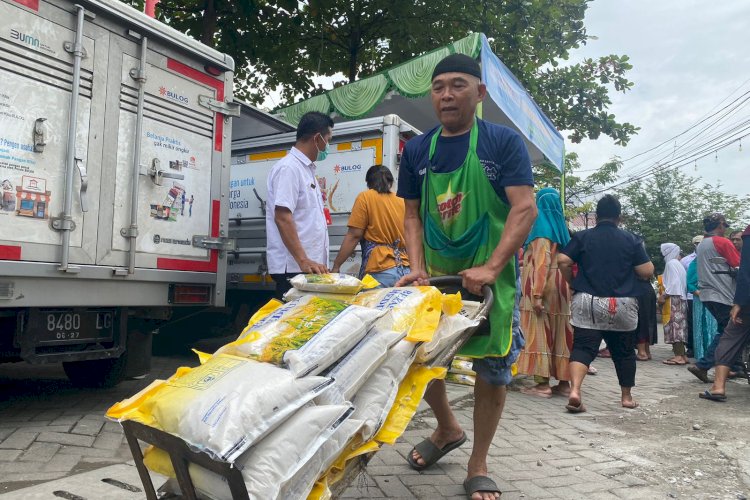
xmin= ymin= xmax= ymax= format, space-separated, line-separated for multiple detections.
xmin=426 ymin=275 xmax=494 ymax=309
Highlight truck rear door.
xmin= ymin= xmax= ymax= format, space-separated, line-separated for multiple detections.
xmin=96 ymin=41 xmax=227 ymax=275
xmin=0 ymin=0 xmax=107 ymax=265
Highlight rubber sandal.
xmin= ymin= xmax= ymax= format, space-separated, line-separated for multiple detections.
xmin=663 ymin=359 xmax=680 ymax=365
xmin=565 ymin=401 xmax=587 ymax=413
xmin=406 ymin=432 xmax=467 ymax=471
xmin=463 ymin=475 xmax=501 ymax=499
xmin=636 ymin=354 xmax=649 ymax=361
xmin=587 ymin=366 xmax=598 ymax=375
xmin=687 ymin=365 xmax=711 ymax=383
xmin=698 ymin=390 xmax=727 ymax=402
xmin=622 ymin=401 xmax=639 ymax=409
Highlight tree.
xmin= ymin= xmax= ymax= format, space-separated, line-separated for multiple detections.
xmin=120 ymin=0 xmax=639 ymax=146
xmin=616 ymin=170 xmax=750 ymax=272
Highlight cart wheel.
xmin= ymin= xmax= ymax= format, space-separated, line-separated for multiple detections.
xmin=63 ymin=355 xmax=127 ymax=388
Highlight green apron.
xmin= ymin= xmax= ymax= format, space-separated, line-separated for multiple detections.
xmin=421 ymin=121 xmax=516 ymax=358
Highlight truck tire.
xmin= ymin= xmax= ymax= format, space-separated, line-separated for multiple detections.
xmin=63 ymin=355 xmax=127 ymax=388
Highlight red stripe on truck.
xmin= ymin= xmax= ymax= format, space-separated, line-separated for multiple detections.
xmin=0 ymin=245 xmax=22 ymax=260
xmin=12 ymin=0 xmax=39 ymax=11
xmin=166 ymin=59 xmax=225 ymax=152
xmin=156 ymin=200 xmax=221 ymax=272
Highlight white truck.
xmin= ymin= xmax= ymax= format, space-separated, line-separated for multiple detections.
xmin=0 ymin=0 xmax=288 ymax=386
xmin=227 ymin=115 xmax=419 ymax=291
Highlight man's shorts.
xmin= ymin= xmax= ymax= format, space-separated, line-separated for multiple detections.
xmin=470 ymin=288 xmax=525 ymax=386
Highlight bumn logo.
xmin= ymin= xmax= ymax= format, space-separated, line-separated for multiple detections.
xmin=10 ymin=29 xmax=40 ymax=48
xmin=158 ymin=86 xmax=189 ymax=104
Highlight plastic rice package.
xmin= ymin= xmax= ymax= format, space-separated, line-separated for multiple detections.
xmin=415 ymin=312 xmax=479 ymax=364
xmin=449 ymin=358 xmax=476 ymax=375
xmin=216 ymin=295 xmax=383 ymax=370
xmin=353 ymin=286 xmax=443 ymax=342
xmin=150 ymin=404 xmax=353 ymax=500
xmin=374 ymin=364 xmax=446 ymax=444
xmin=278 ymin=418 xmax=364 ymax=499
xmin=282 ymin=287 xmax=356 ymax=303
xmin=446 ymin=372 xmax=476 ymax=386
xmin=350 ymin=339 xmax=419 ymax=441
xmin=289 ymin=273 xmax=379 ymax=294
xmin=283 ymin=306 xmax=386 ymax=377
xmin=106 ymin=354 xmax=332 ymax=462
xmin=315 ymin=328 xmax=404 ymax=406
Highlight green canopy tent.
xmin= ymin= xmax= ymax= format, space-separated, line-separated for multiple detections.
xmin=274 ymin=33 xmax=565 ymax=174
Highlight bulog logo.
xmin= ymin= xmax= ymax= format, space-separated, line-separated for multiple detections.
xmin=159 ymin=86 xmax=190 ymax=104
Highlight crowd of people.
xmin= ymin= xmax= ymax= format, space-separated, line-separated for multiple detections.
xmin=263 ymin=52 xmax=749 ymax=500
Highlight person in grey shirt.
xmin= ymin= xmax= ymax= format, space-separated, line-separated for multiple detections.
xmin=687 ymin=213 xmax=741 ymax=383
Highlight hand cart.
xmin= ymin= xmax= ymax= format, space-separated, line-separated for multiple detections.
xmin=121 ymin=276 xmax=493 ymax=499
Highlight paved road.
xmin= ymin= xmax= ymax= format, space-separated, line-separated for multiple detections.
xmin=1 ymin=344 xmax=749 ymax=499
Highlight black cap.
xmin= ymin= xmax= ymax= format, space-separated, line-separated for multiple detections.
xmin=703 ymin=212 xmax=728 ymax=232
xmin=432 ymin=53 xmax=481 ymax=81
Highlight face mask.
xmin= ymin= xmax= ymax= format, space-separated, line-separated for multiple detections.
xmin=315 ymin=134 xmax=330 ymax=162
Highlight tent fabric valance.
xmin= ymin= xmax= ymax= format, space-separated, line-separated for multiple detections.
xmin=273 ymin=32 xmax=564 ymax=171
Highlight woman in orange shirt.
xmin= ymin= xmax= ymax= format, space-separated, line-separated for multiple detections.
xmin=332 ymin=165 xmax=410 ymax=287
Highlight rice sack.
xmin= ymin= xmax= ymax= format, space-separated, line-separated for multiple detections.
xmin=289 ymin=273 xmax=378 ymax=294
xmin=106 ymin=354 xmax=332 ymax=462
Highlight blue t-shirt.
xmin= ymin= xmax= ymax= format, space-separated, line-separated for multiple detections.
xmin=397 ymin=119 xmax=533 ymax=203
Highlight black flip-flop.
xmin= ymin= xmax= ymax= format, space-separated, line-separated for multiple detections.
xmin=687 ymin=365 xmax=711 ymax=383
xmin=406 ymin=432 xmax=467 ymax=471
xmin=565 ymin=401 xmax=587 ymax=413
xmin=699 ymin=390 xmax=727 ymax=402
xmin=463 ymin=475 xmax=501 ymax=499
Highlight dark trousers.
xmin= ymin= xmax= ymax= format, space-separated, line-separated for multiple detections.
xmin=696 ymin=301 xmax=732 ymax=370
xmin=270 ymin=273 xmax=296 ymax=300
xmin=570 ymin=326 xmax=637 ymax=387
xmin=715 ymin=309 xmax=750 ymax=367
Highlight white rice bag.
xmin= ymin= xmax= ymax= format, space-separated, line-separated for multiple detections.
xmin=315 ymin=328 xmax=404 ymax=405
xmin=351 ymin=339 xmax=419 ymax=441
xmin=216 ymin=296 xmax=381 ymax=371
xmin=180 ymin=404 xmax=353 ymax=500
xmin=354 ymin=286 xmax=443 ymax=342
xmin=282 ymin=305 xmax=385 ymax=377
xmin=282 ymin=287 xmax=356 ymax=303
xmin=415 ymin=312 xmax=479 ymax=364
xmin=289 ymin=273 xmax=375 ymax=294
xmin=278 ymin=418 xmax=364 ymax=499
xmin=106 ymin=355 xmax=332 ymax=462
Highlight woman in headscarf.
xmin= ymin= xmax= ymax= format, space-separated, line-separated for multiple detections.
xmin=517 ymin=188 xmax=574 ymax=397
xmin=659 ymin=243 xmax=689 ymax=365
xmin=686 ymin=254 xmax=719 ymax=362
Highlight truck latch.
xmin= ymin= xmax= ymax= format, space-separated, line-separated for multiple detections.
xmin=140 ymin=158 xmax=185 ymax=186
xmin=198 ymin=95 xmax=240 ymax=117
xmin=192 ymin=235 xmax=237 ymax=252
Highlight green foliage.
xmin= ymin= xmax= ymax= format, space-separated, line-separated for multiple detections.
xmin=616 ymin=170 xmax=750 ymax=272
xmin=533 ymin=152 xmax=622 ymax=220
xmin=119 ymin=0 xmax=639 ymax=146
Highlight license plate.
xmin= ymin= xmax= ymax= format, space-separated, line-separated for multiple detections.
xmin=30 ymin=310 xmax=115 ymax=345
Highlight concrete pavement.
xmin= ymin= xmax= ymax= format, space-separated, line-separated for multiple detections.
xmin=0 ymin=344 xmax=748 ymax=499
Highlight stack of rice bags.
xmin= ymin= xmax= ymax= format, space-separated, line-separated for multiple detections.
xmin=106 ymin=273 xmax=484 ymax=500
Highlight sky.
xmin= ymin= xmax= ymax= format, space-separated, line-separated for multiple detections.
xmin=566 ymin=0 xmax=750 ymax=197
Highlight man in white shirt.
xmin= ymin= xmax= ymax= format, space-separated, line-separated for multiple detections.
xmin=266 ymin=112 xmax=333 ymax=297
